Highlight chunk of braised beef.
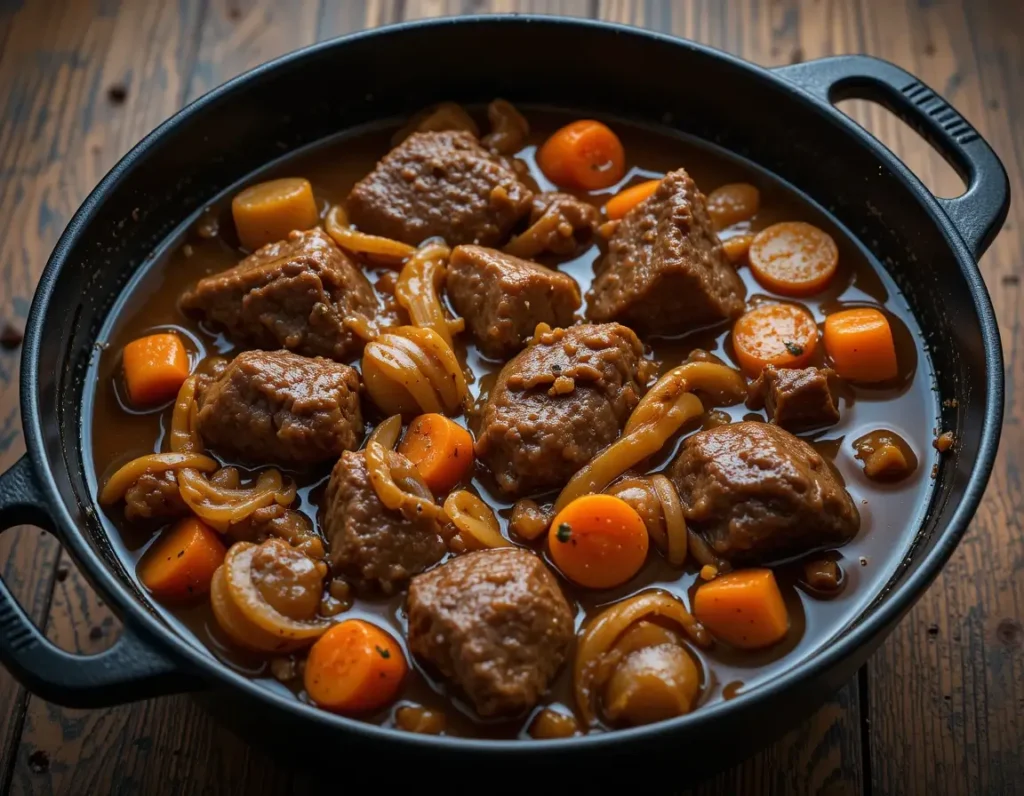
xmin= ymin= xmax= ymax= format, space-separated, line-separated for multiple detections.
xmin=746 ymin=365 xmax=841 ymax=431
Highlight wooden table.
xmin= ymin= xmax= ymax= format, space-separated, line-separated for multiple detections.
xmin=0 ymin=1 xmax=1020 ymax=793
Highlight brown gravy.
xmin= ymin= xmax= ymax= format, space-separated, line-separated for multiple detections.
xmin=82 ymin=108 xmax=940 ymax=738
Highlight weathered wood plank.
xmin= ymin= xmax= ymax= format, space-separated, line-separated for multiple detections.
xmin=855 ymin=0 xmax=1024 ymax=793
xmin=0 ymin=0 xmax=204 ymax=792
xmin=0 ymin=0 xmax=131 ymax=785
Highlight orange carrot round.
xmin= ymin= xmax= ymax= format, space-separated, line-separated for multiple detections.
xmin=731 ymin=303 xmax=818 ymax=376
xmin=749 ymin=221 xmax=839 ymax=297
xmin=823 ymin=307 xmax=898 ymax=382
xmin=137 ymin=517 xmax=226 ymax=602
xmin=122 ymin=332 xmax=191 ymax=407
xmin=232 ymin=177 xmax=319 ymax=251
xmin=604 ymin=179 xmax=661 ymax=220
xmin=721 ymin=233 xmax=754 ymax=264
xmin=537 ymin=120 xmax=626 ymax=191
xmin=706 ymin=183 xmax=760 ymax=229
xmin=548 ymin=494 xmax=649 ymax=589
xmin=692 ymin=568 xmax=789 ymax=649
xmin=304 ymin=620 xmax=407 ymax=714
xmin=397 ymin=413 xmax=474 ymax=494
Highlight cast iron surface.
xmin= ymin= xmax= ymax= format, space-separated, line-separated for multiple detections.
xmin=0 ymin=15 xmax=1008 ymax=766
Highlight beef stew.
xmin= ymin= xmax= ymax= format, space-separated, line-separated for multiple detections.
xmin=85 ymin=103 xmax=941 ymax=740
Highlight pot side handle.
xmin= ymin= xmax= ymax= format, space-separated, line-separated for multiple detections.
xmin=0 ymin=454 xmax=201 ymax=709
xmin=774 ymin=54 xmax=1010 ymax=260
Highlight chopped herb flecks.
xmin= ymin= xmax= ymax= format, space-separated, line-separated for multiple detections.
xmin=375 ymin=645 xmax=391 ymax=659
xmin=555 ymin=523 xmax=572 ymax=543
xmin=784 ymin=341 xmax=804 ymax=356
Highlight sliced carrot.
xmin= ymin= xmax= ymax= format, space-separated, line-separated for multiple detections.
xmin=304 ymin=620 xmax=407 ymax=714
xmin=731 ymin=303 xmax=818 ymax=377
xmin=137 ymin=517 xmax=226 ymax=602
xmin=537 ymin=120 xmax=626 ymax=191
xmin=748 ymin=221 xmax=839 ymax=297
xmin=122 ymin=332 xmax=190 ymax=406
xmin=548 ymin=494 xmax=649 ymax=589
xmin=692 ymin=568 xmax=789 ymax=649
xmin=232 ymin=177 xmax=320 ymax=251
xmin=706 ymin=183 xmax=760 ymax=229
xmin=721 ymin=233 xmax=754 ymax=264
xmin=603 ymin=179 xmax=661 ymax=220
xmin=397 ymin=413 xmax=474 ymax=494
xmin=823 ymin=307 xmax=898 ymax=382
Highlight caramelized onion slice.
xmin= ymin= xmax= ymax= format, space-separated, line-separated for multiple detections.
xmin=574 ymin=590 xmax=710 ymax=727
xmin=210 ymin=565 xmax=308 ymax=653
xmin=625 ymin=362 xmax=746 ymax=435
xmin=395 ymin=243 xmax=459 ymax=348
xmin=362 ymin=326 xmax=468 ymax=418
xmin=554 ymin=362 xmax=746 ymax=513
xmin=99 ymin=453 xmax=218 ymax=505
xmin=444 ymin=490 xmax=510 ymax=550
xmin=555 ymin=392 xmax=703 ymax=513
xmin=178 ymin=468 xmax=295 ymax=532
xmin=365 ymin=441 xmax=442 ymax=522
xmin=325 ymin=204 xmax=416 ymax=264
xmin=482 ymin=99 xmax=529 ymax=154
xmin=687 ymin=529 xmax=731 ymax=573
xmin=222 ymin=541 xmax=329 ymax=642
xmin=170 ymin=375 xmax=201 ymax=454
xmin=650 ymin=475 xmax=687 ymax=567
xmin=367 ymin=414 xmax=403 ymax=451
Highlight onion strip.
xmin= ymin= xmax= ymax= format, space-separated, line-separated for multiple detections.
xmin=625 ymin=362 xmax=746 ymax=435
xmin=325 ymin=204 xmax=416 ymax=264
xmin=444 ymin=491 xmax=510 ymax=550
xmin=365 ymin=441 xmax=442 ymax=522
xmin=210 ymin=566 xmax=307 ymax=653
xmin=178 ymin=469 xmax=293 ymax=532
xmin=555 ymin=393 xmax=703 ymax=513
xmin=367 ymin=414 xmax=403 ymax=450
xmin=362 ymin=326 xmax=468 ymax=418
xmin=554 ymin=362 xmax=746 ymax=513
xmin=222 ymin=542 xmax=329 ymax=641
xmin=574 ymin=590 xmax=710 ymax=726
xmin=687 ymin=529 xmax=731 ymax=573
xmin=395 ymin=243 xmax=457 ymax=348
xmin=650 ymin=475 xmax=687 ymax=567
xmin=99 ymin=452 xmax=219 ymax=505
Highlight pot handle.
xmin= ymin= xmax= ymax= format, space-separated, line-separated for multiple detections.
xmin=774 ymin=54 xmax=1010 ymax=259
xmin=0 ymin=454 xmax=201 ymax=708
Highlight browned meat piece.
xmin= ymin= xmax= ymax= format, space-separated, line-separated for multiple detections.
xmin=746 ymin=365 xmax=841 ymax=431
xmin=504 ymin=192 xmax=599 ymax=259
xmin=586 ymin=168 xmax=745 ymax=335
xmin=406 ymin=547 xmax=573 ymax=717
xmin=123 ymin=471 xmax=187 ymax=522
xmin=445 ymin=245 xmax=581 ymax=359
xmin=180 ymin=228 xmax=376 ymax=361
xmin=475 ymin=323 xmax=655 ymax=496
xmin=197 ymin=350 xmax=362 ymax=466
xmin=669 ymin=422 xmax=859 ymax=564
xmin=323 ymin=450 xmax=447 ymax=594
xmin=346 ymin=131 xmax=533 ymax=247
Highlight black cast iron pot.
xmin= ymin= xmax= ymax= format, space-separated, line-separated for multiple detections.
xmin=0 ymin=15 xmax=1008 ymax=776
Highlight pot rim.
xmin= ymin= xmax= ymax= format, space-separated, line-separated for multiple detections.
xmin=18 ymin=14 xmax=1004 ymax=754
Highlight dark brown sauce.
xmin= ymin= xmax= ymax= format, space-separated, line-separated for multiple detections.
xmin=83 ymin=108 xmax=941 ymax=739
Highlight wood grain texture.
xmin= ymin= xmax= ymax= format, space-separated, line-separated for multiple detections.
xmin=0 ymin=1 xmax=1019 ymax=794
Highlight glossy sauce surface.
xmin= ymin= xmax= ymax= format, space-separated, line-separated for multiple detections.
xmin=84 ymin=109 xmax=941 ymax=738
